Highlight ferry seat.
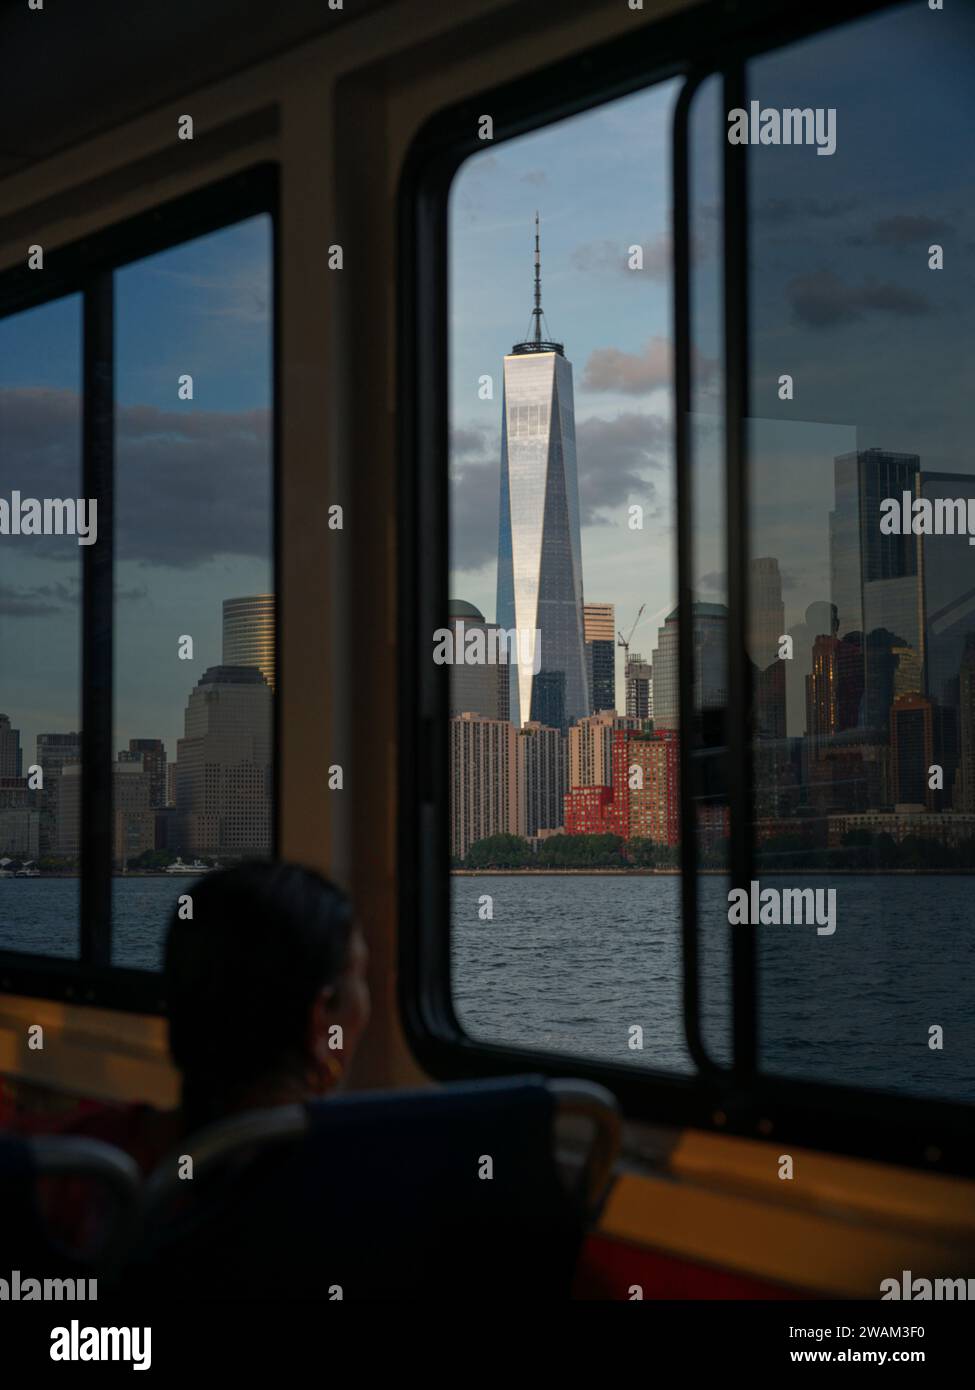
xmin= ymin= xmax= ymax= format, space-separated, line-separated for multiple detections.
xmin=131 ymin=1076 xmax=620 ymax=1301
xmin=0 ymin=1131 xmax=142 ymax=1284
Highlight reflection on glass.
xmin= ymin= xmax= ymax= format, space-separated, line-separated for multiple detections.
xmin=745 ymin=2 xmax=975 ymax=1099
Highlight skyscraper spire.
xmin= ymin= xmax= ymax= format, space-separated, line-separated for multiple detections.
xmin=533 ymin=210 xmax=542 ymax=345
xmin=512 ymin=212 xmax=563 ymax=356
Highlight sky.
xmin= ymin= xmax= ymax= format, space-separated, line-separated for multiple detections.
xmin=448 ymin=1 xmax=975 ymax=721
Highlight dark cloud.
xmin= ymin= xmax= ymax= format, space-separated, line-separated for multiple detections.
xmin=755 ymin=196 xmax=857 ymax=226
xmin=851 ymin=214 xmax=949 ymax=247
xmin=570 ymin=232 xmax=709 ymax=281
xmin=450 ymin=425 xmax=489 ymax=456
xmin=449 ymin=454 xmax=499 ymax=573
xmin=0 ymin=575 xmax=145 ymax=620
xmin=582 ymin=337 xmax=717 ymax=394
xmin=0 ymin=581 xmax=74 ymax=617
xmin=786 ymin=271 xmax=933 ymax=328
xmin=575 ymin=413 xmax=666 ymax=526
xmin=0 ymin=388 xmax=271 ymax=568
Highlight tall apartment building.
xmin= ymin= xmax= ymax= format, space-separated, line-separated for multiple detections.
xmin=449 ymin=713 xmax=518 ymax=861
xmin=516 ymin=721 xmax=566 ymax=837
xmin=568 ymin=711 xmax=643 ymax=789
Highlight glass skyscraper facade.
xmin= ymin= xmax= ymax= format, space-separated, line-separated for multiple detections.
xmin=496 ymin=347 xmax=587 ymax=735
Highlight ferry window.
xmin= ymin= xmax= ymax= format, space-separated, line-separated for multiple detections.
xmin=112 ymin=216 xmax=274 ymax=971
xmin=738 ymin=2 xmax=975 ymax=1105
xmin=0 ymin=169 xmax=275 ymax=1006
xmin=0 ymin=296 xmax=83 ymax=959
xmin=445 ymin=80 xmax=702 ymax=1073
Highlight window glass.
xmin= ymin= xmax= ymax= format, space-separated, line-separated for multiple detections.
xmin=447 ymin=81 xmax=695 ymax=1070
xmin=742 ymin=3 xmax=975 ymax=1098
xmin=111 ymin=215 xmax=274 ymax=970
xmin=0 ymin=296 xmax=83 ymax=958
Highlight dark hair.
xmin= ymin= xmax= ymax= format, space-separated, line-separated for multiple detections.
xmin=164 ymin=861 xmax=353 ymax=1129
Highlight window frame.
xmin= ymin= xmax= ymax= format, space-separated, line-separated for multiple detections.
xmin=0 ymin=163 xmax=280 ymax=1014
xmin=397 ymin=0 xmax=975 ymax=1178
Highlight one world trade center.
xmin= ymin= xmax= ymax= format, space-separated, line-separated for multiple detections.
xmin=496 ymin=214 xmax=588 ymax=735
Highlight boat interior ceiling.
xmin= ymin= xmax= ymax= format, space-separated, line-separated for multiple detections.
xmin=1 ymin=0 xmax=974 ymax=1341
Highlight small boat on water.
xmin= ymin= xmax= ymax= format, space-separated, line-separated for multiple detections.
xmin=165 ymin=857 xmax=213 ymax=875
xmin=15 ymin=861 xmax=40 ymax=877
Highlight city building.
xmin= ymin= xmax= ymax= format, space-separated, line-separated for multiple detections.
xmin=0 ymin=715 xmax=22 ymax=779
xmin=652 ymin=603 xmax=728 ymax=729
xmin=449 ymin=713 xmax=518 ymax=860
xmin=917 ymin=469 xmax=975 ymax=805
xmin=624 ymin=653 xmax=653 ymax=721
xmin=37 ymin=732 xmax=82 ymax=856
xmin=0 ymin=777 xmax=39 ymax=858
xmin=956 ymin=637 xmax=975 ymax=812
xmin=830 ymin=449 xmax=922 ymax=738
xmin=222 ymin=594 xmax=276 ymax=692
xmin=568 ymin=711 xmax=643 ymax=789
xmin=126 ymin=738 xmax=168 ymax=809
xmin=563 ymin=784 xmax=613 ymax=836
xmin=609 ymin=729 xmax=680 ymax=845
xmin=446 ymin=599 xmax=510 ymax=722
xmin=584 ymin=602 xmax=616 ymax=715
xmin=495 ymin=216 xmax=587 ymax=734
xmin=890 ymin=693 xmax=935 ymax=810
xmin=175 ymin=665 xmax=273 ymax=858
xmin=516 ymin=721 xmax=566 ymax=837
xmin=113 ymin=754 xmax=156 ymax=864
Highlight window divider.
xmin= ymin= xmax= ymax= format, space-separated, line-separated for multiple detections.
xmin=80 ymin=271 xmax=115 ymax=970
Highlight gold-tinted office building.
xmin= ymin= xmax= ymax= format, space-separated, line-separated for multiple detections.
xmin=222 ymin=594 xmax=276 ymax=692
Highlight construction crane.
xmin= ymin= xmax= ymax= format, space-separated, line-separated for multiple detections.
xmin=617 ymin=604 xmax=646 ymax=663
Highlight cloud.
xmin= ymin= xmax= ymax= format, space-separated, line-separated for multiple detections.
xmin=755 ymin=196 xmax=857 ymax=226
xmin=569 ymin=232 xmax=706 ymax=281
xmin=576 ymin=413 xmax=666 ymax=525
xmin=0 ymin=580 xmax=76 ymax=617
xmin=0 ymin=388 xmax=271 ymax=568
xmin=786 ymin=271 xmax=933 ymax=328
xmin=449 ymin=454 xmax=499 ymax=573
xmin=450 ymin=425 xmax=490 ymax=456
xmin=520 ymin=170 xmax=547 ymax=187
xmin=582 ymin=337 xmax=717 ymax=394
xmin=851 ymin=214 xmax=949 ymax=247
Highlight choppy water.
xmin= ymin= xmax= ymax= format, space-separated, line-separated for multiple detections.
xmin=451 ymin=873 xmax=975 ymax=1102
xmin=2 ymin=873 xmax=972 ymax=1103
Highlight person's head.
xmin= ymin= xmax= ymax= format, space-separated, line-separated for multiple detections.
xmin=164 ymin=861 xmax=369 ymax=1129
